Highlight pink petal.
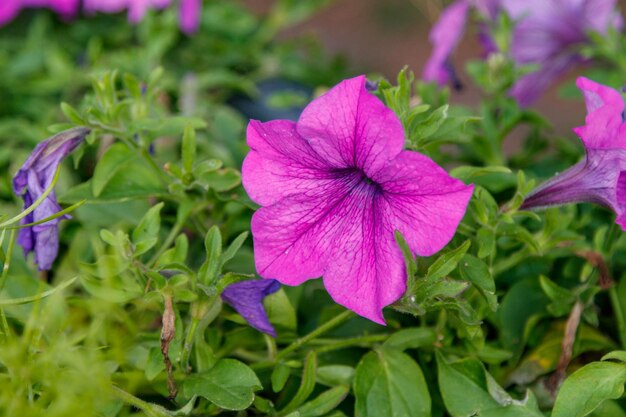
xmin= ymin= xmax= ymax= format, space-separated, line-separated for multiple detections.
xmin=322 ymin=198 xmax=405 ymax=324
xmin=297 ymin=76 xmax=405 ymax=178
xmin=573 ymin=77 xmax=626 ymax=150
xmin=83 ymin=0 xmax=128 ymax=14
xmin=251 ymin=174 xmax=406 ymax=324
xmin=242 ymin=120 xmax=334 ymax=207
xmin=128 ymin=0 xmax=150 ymax=22
xmin=373 ymin=151 xmax=474 ymax=256
xmin=250 ymin=183 xmax=347 ymax=287
xmin=577 ymin=76 xmax=624 ymax=114
xmin=0 ymin=0 xmax=21 ymax=25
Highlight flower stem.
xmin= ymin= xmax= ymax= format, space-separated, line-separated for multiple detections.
xmin=609 ymin=285 xmax=626 ymax=349
xmin=148 ymin=216 xmax=187 ymax=267
xmin=275 ymin=309 xmax=355 ymax=362
xmin=0 ymin=228 xmax=16 ymax=293
xmin=180 ymin=317 xmax=200 ymax=372
xmin=111 ymin=386 xmax=172 ymax=417
xmin=313 ymin=334 xmax=389 ymax=354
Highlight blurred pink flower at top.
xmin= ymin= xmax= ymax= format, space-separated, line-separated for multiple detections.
xmin=83 ymin=0 xmax=171 ymax=23
xmin=242 ymin=76 xmax=474 ymax=324
xmin=423 ymin=0 xmax=470 ymax=87
xmin=83 ymin=0 xmax=200 ymax=34
xmin=0 ymin=0 xmax=79 ymax=24
xmin=521 ymin=77 xmax=626 ymax=228
xmin=179 ymin=0 xmax=200 ymax=34
xmin=423 ymin=0 xmax=623 ymax=106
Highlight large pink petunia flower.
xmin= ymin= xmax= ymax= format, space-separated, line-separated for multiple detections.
xmin=242 ymin=76 xmax=474 ymax=324
xmin=521 ymin=77 xmax=626 ymax=228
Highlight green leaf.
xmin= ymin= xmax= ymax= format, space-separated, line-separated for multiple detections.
xmin=316 ymin=365 xmax=355 ymax=387
xmin=92 ymin=143 xmax=136 ymax=197
xmin=60 ymin=102 xmax=84 ymax=124
xmin=196 ymin=168 xmax=241 ymax=192
xmin=296 ymin=385 xmax=349 ymax=417
xmin=395 ymin=231 xmax=417 ymax=279
xmin=60 ymin=158 xmax=164 ymax=203
xmin=200 ymin=226 xmax=222 ymax=286
xmin=264 ymin=288 xmax=297 ymax=332
xmin=539 ymin=275 xmax=575 ymax=304
xmin=539 ymin=275 xmax=576 ymax=316
xmin=436 ymin=351 xmax=543 ymax=417
xmin=0 ymin=277 xmax=77 ymax=306
xmin=145 ymin=347 xmax=165 ymax=381
xmin=279 ymin=351 xmax=317 ymax=415
xmin=459 ymin=254 xmax=498 ymax=311
xmin=383 ymin=328 xmax=436 ymax=351
xmin=132 ymin=202 xmax=163 ymax=256
xmin=182 ymin=125 xmax=196 ymax=174
xmin=477 ymin=228 xmax=496 ymax=259
xmin=183 ymin=359 xmax=262 ymax=411
xmin=602 ymin=351 xmax=626 ymax=363
xmin=451 ymin=165 xmax=512 ymax=182
xmin=221 ymin=232 xmax=249 ymax=268
xmin=354 ymin=347 xmax=431 ymax=417
xmin=427 ymin=240 xmax=471 ymax=280
xmin=271 ymin=362 xmax=291 ymax=393
xmin=80 ymin=274 xmax=142 ymax=303
xmin=412 ymin=104 xmax=448 ymax=141
xmin=508 ymin=324 xmax=616 ymax=386
xmin=552 ymin=361 xmax=626 ymax=417
xmin=497 ymin=277 xmax=549 ymax=350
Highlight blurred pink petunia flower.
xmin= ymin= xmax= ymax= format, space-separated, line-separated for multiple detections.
xmin=179 ymin=0 xmax=200 ymax=34
xmin=0 ymin=0 xmax=80 ymax=24
xmin=521 ymin=77 xmax=626 ymax=228
xmin=83 ymin=0 xmax=171 ymax=23
xmin=423 ymin=0 xmax=623 ymax=106
xmin=2 ymin=0 xmax=201 ymax=34
xmin=242 ymin=76 xmax=474 ymax=324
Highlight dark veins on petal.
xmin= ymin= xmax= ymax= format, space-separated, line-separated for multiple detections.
xmin=331 ymin=167 xmax=383 ymax=197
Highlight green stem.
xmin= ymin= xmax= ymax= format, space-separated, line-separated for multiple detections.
xmin=111 ymin=386 xmax=171 ymax=417
xmin=140 ymin=148 xmax=171 ymax=187
xmin=148 ymin=216 xmax=187 ymax=267
xmin=313 ymin=334 xmax=389 ymax=354
xmin=609 ymin=286 xmax=626 ymax=349
xmin=275 ymin=309 xmax=355 ymax=362
xmin=0 ymin=229 xmax=16 ymax=293
xmin=180 ymin=318 xmax=200 ymax=372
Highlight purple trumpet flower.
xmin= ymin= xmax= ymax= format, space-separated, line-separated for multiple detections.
xmin=221 ymin=279 xmax=281 ymax=336
xmin=13 ymin=127 xmax=90 ymax=270
xmin=521 ymin=77 xmax=626 ymax=229
xmin=242 ymin=76 xmax=474 ymax=324
xmin=423 ymin=0 xmax=623 ymax=106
